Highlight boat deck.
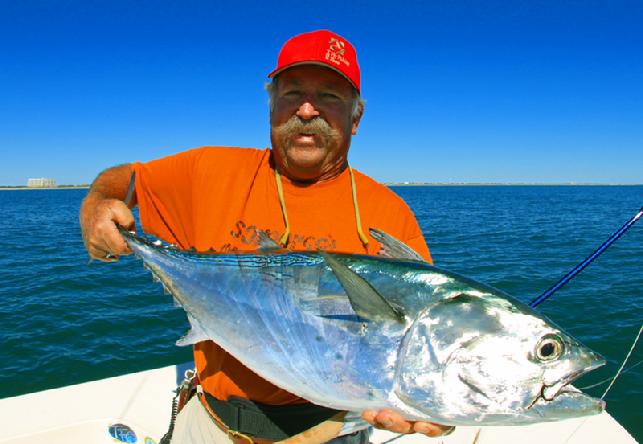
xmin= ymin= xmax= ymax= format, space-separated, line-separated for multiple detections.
xmin=0 ymin=363 xmax=636 ymax=444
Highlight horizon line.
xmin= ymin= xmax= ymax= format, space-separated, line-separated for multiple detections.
xmin=1 ymin=182 xmax=642 ymax=189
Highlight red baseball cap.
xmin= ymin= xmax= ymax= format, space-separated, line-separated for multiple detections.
xmin=268 ymin=30 xmax=361 ymax=93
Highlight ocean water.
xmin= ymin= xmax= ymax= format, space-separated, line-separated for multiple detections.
xmin=0 ymin=186 xmax=641 ymax=440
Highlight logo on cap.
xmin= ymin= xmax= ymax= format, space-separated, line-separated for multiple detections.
xmin=326 ymin=38 xmax=350 ymax=68
xmin=328 ymin=38 xmax=345 ymax=55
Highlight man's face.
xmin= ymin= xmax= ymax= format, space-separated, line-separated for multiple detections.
xmin=270 ymin=65 xmax=362 ymax=182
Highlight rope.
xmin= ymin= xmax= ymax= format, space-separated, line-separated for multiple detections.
xmin=275 ymin=169 xmax=291 ymax=247
xmin=601 ymin=323 xmax=643 ymax=399
xmin=561 ymin=418 xmax=590 ymax=444
xmin=379 ymin=434 xmax=404 ymax=444
xmin=579 ymin=358 xmax=643 ymax=390
xmin=529 ymin=207 xmax=642 ymax=308
xmin=348 ymin=165 xmax=369 ymax=248
xmin=274 ymin=166 xmax=370 ymax=249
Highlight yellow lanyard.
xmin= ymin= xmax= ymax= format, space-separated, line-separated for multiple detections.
xmin=274 ymin=166 xmax=369 ymax=249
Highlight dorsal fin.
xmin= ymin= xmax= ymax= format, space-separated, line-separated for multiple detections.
xmin=256 ymin=230 xmax=282 ymax=252
xmin=320 ymin=252 xmax=405 ymax=324
xmin=369 ymin=228 xmax=426 ymax=262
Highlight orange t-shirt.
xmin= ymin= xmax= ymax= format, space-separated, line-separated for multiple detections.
xmin=133 ymin=146 xmax=432 ymax=405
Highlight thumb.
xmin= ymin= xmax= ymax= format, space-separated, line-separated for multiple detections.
xmin=109 ymin=200 xmax=135 ymax=230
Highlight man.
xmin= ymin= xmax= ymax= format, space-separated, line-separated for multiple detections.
xmin=80 ymin=30 xmax=453 ymax=443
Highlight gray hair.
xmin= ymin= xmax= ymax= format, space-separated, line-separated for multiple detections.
xmin=265 ymin=78 xmax=365 ymax=120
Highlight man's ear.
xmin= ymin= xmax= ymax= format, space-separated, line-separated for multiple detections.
xmin=351 ymin=102 xmax=364 ymax=135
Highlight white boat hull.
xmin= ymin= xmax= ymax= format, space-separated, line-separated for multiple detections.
xmin=0 ymin=363 xmax=636 ymax=444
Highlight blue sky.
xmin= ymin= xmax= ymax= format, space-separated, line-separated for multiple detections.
xmin=1 ymin=0 xmax=641 ymax=185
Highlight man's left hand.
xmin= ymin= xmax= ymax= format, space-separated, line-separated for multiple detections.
xmin=362 ymin=409 xmax=455 ymax=437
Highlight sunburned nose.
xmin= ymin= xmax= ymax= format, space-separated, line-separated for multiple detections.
xmin=296 ymin=101 xmax=320 ymax=120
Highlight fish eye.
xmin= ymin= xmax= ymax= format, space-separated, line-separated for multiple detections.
xmin=535 ymin=335 xmax=564 ymax=361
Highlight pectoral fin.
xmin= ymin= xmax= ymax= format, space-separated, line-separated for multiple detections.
xmin=369 ymin=228 xmax=426 ymax=262
xmin=320 ymin=252 xmax=405 ymax=324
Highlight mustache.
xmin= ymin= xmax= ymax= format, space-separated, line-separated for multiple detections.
xmin=273 ymin=116 xmax=339 ymax=143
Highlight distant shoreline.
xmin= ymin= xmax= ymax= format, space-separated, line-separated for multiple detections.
xmin=386 ymin=182 xmax=642 ymax=187
xmin=0 ymin=186 xmax=90 ymax=191
xmin=1 ymin=184 xmax=641 ymax=190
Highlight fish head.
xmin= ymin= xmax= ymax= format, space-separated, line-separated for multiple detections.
xmin=394 ymin=291 xmax=605 ymax=425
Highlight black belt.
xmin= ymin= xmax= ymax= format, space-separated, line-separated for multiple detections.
xmin=204 ymin=394 xmax=343 ymax=440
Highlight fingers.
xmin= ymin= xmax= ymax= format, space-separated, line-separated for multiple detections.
xmin=413 ymin=422 xmax=455 ymax=437
xmin=362 ymin=409 xmax=411 ymax=434
xmin=361 ymin=409 xmax=455 ymax=437
xmin=81 ymin=199 xmax=135 ymax=261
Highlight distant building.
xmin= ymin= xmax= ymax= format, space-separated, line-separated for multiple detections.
xmin=27 ymin=178 xmax=56 ymax=188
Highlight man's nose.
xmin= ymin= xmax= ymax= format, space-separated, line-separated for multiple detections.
xmin=296 ymin=101 xmax=320 ymax=120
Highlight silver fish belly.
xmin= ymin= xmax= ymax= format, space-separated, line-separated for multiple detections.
xmin=121 ymin=229 xmax=605 ymax=426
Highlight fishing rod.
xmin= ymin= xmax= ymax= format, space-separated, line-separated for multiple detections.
xmin=529 ymin=207 xmax=643 ymax=308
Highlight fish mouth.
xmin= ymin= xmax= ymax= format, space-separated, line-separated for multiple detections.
xmin=541 ymin=369 xmax=586 ymax=402
xmin=541 ymin=379 xmax=583 ymax=402
xmin=529 ymin=361 xmax=605 ymax=408
xmin=525 ymin=382 xmax=606 ymax=423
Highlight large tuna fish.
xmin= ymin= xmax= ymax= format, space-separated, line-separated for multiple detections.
xmin=120 ymin=227 xmax=605 ymax=426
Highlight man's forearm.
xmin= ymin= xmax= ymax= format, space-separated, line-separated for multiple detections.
xmin=84 ymin=163 xmax=135 ymax=205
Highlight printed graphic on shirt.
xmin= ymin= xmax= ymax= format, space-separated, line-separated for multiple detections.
xmin=222 ymin=220 xmax=337 ymax=252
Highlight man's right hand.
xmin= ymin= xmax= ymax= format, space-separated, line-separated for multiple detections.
xmin=81 ymin=197 xmax=134 ymax=261
xmin=79 ymin=164 xmax=136 ymax=262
